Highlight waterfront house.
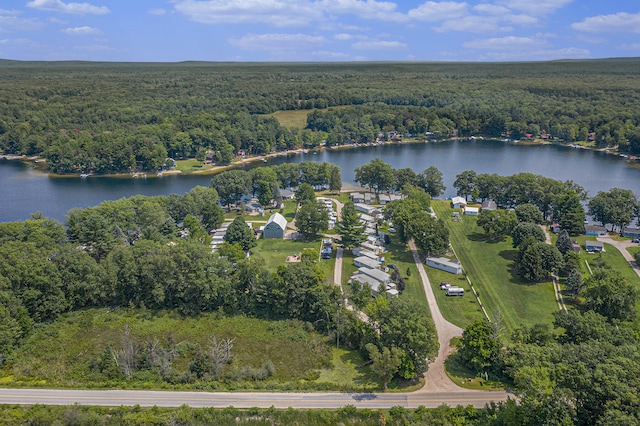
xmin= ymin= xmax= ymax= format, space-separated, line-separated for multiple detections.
xmin=622 ymin=227 xmax=640 ymax=239
xmin=585 ymin=224 xmax=607 ymax=236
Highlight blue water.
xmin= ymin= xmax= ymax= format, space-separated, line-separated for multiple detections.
xmin=2 ymin=140 xmax=639 ymax=222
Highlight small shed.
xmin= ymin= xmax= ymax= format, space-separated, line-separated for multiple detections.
xmin=464 ymin=206 xmax=479 ymax=216
xmin=451 ymin=196 xmax=467 ymax=209
xmin=426 ymin=257 xmax=463 ymax=274
xmin=622 ymin=227 xmax=640 ymax=238
xmin=550 ymin=223 xmax=562 ymax=234
xmin=585 ymin=225 xmax=607 ymax=236
xmin=584 ymin=240 xmax=604 ymax=252
xmin=263 ymin=212 xmax=287 ymax=239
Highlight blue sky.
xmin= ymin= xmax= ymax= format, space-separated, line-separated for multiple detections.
xmin=1 ymin=0 xmax=639 ymax=62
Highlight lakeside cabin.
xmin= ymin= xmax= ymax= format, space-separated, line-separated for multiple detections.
xmin=585 ymin=224 xmax=607 ymax=236
xmin=426 ymin=257 xmax=463 ymax=274
xmin=622 ymin=227 xmax=640 ymax=239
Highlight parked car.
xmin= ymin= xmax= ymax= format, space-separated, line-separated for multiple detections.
xmin=440 ymin=282 xmax=451 ymax=290
xmin=632 ymin=238 xmax=640 ymax=243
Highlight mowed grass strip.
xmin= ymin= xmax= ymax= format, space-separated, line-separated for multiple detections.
xmin=432 ymin=200 xmax=557 ymax=332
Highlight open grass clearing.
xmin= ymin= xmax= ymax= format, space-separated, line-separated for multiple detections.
xmin=444 ymin=352 xmax=506 ymax=391
xmin=432 ymin=200 xmax=558 ymax=333
xmin=3 ymin=309 xmax=352 ymax=390
xmin=315 ymin=348 xmax=378 ymax=390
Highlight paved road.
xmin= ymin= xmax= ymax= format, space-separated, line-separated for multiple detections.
xmin=0 ymin=388 xmax=510 ymax=409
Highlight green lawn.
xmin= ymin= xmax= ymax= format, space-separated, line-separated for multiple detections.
xmin=432 ymin=200 xmax=558 ymax=333
xmin=316 ymin=348 xmax=378 ymax=390
xmin=252 ymin=237 xmax=335 ymax=284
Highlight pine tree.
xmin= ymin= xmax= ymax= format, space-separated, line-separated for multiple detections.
xmin=555 ymin=229 xmax=573 ymax=256
xmin=336 ymin=201 xmax=366 ymax=250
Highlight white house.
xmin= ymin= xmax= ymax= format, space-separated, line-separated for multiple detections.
xmin=262 ymin=212 xmax=287 ymax=239
xmin=355 ymin=203 xmax=380 ymax=215
xmin=451 ymin=196 xmax=467 ymax=208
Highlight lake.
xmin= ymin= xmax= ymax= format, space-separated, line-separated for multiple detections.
xmin=2 ymin=139 xmax=640 ymax=222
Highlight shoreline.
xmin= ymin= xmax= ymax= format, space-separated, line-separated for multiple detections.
xmin=2 ymin=138 xmax=636 ymax=179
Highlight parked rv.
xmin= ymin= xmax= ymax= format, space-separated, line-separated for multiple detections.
xmin=446 ymin=287 xmax=464 ymax=296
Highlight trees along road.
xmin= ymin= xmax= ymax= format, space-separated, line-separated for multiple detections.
xmin=0 ymin=202 xmax=509 ymax=409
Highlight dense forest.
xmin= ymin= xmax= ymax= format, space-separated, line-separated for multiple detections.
xmin=1 ymin=59 xmax=640 ymax=174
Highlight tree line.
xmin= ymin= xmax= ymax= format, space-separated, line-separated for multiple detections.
xmin=2 ymin=59 xmax=640 ymax=174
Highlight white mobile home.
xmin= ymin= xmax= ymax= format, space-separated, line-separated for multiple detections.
xmin=354 ymin=256 xmax=380 ymax=269
xmin=426 ymin=257 xmax=463 ymax=274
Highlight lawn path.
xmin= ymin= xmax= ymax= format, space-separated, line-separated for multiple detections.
xmin=541 ymin=225 xmax=568 ymax=313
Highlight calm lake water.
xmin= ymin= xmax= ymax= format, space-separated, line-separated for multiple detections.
xmin=2 ymin=139 xmax=640 ymax=222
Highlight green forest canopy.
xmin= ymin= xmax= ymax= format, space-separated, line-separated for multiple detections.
xmin=2 ymin=59 xmax=640 ymax=173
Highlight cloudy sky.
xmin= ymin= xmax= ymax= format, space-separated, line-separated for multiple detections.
xmin=0 ymin=0 xmax=639 ymax=62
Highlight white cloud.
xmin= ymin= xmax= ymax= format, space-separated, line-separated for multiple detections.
xmin=319 ymin=0 xmax=406 ymax=22
xmin=174 ymin=0 xmax=321 ymax=27
xmin=352 ymin=39 xmax=407 ymax=49
xmin=27 ymin=0 xmax=110 ymax=15
xmin=61 ymin=25 xmax=101 ymax=35
xmin=0 ymin=15 xmax=41 ymax=31
xmin=333 ymin=33 xmax=352 ymax=40
xmin=229 ymin=33 xmax=326 ymax=50
xmin=311 ymin=50 xmax=350 ymax=59
xmin=408 ymin=1 xmax=468 ymax=22
xmin=148 ymin=9 xmax=167 ymax=16
xmin=488 ymin=47 xmax=591 ymax=61
xmin=464 ymin=35 xmax=547 ymax=50
xmin=572 ymin=12 xmax=640 ymax=34
xmin=436 ymin=15 xmax=511 ymax=33
xmin=0 ymin=9 xmax=21 ymax=15
xmin=619 ymin=43 xmax=640 ymax=51
xmin=496 ymin=0 xmax=572 ymax=16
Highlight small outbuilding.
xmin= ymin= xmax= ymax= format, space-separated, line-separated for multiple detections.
xmin=464 ymin=206 xmax=479 ymax=216
xmin=262 ymin=212 xmax=287 ymax=239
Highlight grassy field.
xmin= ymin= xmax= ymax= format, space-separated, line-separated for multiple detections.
xmin=269 ymin=110 xmax=310 ymax=130
xmin=3 ymin=309 xmax=359 ymax=390
xmin=431 ymin=200 xmax=558 ymax=333
xmin=175 ymin=159 xmax=214 ymax=173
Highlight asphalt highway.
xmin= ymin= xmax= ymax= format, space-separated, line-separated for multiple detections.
xmin=0 ymin=388 xmax=510 ymax=409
